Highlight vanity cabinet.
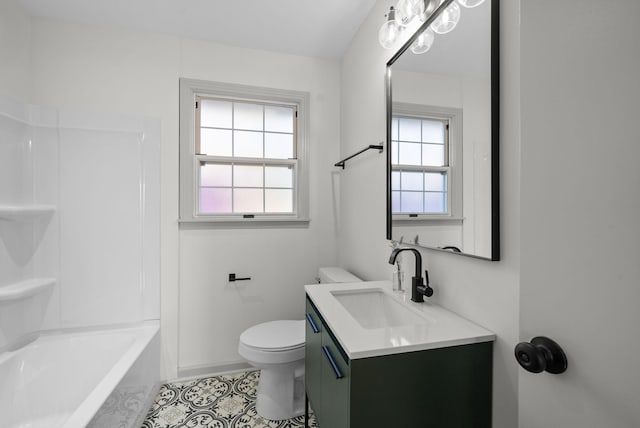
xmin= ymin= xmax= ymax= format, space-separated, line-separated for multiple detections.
xmin=305 ymin=295 xmax=492 ymax=428
xmin=305 ymin=297 xmax=350 ymax=428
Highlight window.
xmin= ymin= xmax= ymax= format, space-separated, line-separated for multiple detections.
xmin=391 ymin=104 xmax=462 ymax=219
xmin=179 ymin=79 xmax=309 ymax=223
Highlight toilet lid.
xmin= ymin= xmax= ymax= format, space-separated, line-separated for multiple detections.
xmin=240 ymin=320 xmax=305 ymax=352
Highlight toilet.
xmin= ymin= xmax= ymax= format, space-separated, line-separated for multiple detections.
xmin=238 ymin=267 xmax=361 ymax=420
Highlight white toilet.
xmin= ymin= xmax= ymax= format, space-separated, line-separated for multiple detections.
xmin=238 ymin=267 xmax=361 ymax=420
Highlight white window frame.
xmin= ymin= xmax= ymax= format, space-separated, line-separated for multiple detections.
xmin=391 ymin=102 xmax=463 ymax=222
xmin=179 ymin=78 xmax=310 ymax=225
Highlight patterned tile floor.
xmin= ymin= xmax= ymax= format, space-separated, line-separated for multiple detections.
xmin=142 ymin=370 xmax=317 ymax=428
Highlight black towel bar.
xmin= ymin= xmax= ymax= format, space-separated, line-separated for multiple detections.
xmin=334 ymin=144 xmax=384 ymax=169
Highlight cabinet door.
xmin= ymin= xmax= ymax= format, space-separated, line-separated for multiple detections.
xmin=305 ymin=299 xmax=323 ymax=409
xmin=319 ymin=329 xmax=350 ymax=428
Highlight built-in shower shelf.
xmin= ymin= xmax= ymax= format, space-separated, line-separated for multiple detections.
xmin=0 ymin=278 xmax=56 ymax=302
xmin=0 ymin=205 xmax=56 ymax=221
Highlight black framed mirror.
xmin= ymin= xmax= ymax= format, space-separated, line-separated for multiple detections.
xmin=385 ymin=0 xmax=499 ymax=260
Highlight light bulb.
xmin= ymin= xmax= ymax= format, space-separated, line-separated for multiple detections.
xmin=410 ymin=28 xmax=435 ymax=54
xmin=457 ymin=0 xmax=486 ymax=8
xmin=379 ymin=6 xmax=403 ymax=49
xmin=430 ymin=1 xmax=461 ymax=34
xmin=396 ymin=0 xmax=426 ymax=25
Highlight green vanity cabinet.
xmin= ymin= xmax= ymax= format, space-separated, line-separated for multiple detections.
xmin=305 ymin=295 xmax=493 ymax=428
xmin=306 ymin=297 xmax=350 ymax=428
xmin=304 ymin=299 xmax=323 ymax=409
xmin=318 ymin=325 xmax=350 ymax=428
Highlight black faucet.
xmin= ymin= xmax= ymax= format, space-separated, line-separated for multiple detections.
xmin=388 ymin=248 xmax=434 ymax=303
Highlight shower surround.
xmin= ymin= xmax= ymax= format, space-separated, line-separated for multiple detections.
xmin=0 ymin=96 xmax=161 ymax=427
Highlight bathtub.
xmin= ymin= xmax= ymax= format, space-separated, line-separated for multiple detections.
xmin=0 ymin=322 xmax=160 ymax=428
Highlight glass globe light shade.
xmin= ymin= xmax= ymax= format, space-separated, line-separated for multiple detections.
xmin=379 ymin=7 xmax=403 ymax=49
xmin=410 ymin=28 xmax=435 ymax=54
xmin=396 ymin=0 xmax=426 ymax=25
xmin=457 ymin=0 xmax=486 ymax=8
xmin=430 ymin=1 xmax=461 ymax=34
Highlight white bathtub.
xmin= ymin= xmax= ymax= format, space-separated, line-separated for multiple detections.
xmin=0 ymin=322 xmax=160 ymax=428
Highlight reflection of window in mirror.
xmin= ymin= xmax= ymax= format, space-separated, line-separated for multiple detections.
xmin=391 ymin=105 xmax=462 ymax=220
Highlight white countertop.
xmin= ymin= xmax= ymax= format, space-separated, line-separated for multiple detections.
xmin=305 ymin=280 xmax=495 ymax=359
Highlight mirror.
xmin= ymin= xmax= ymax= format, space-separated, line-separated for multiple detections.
xmin=385 ymin=0 xmax=499 ymax=260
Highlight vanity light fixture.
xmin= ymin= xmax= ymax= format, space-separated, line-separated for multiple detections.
xmin=378 ymin=0 xmax=486 ymax=52
xmin=430 ymin=0 xmax=461 ymax=34
xmin=396 ymin=0 xmax=426 ymax=25
xmin=378 ymin=6 xmax=404 ymax=49
xmin=410 ymin=28 xmax=435 ymax=54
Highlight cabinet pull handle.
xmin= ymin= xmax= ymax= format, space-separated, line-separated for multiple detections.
xmin=305 ymin=313 xmax=320 ymax=333
xmin=322 ymin=345 xmax=344 ymax=379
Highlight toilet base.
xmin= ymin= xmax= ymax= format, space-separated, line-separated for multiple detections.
xmin=255 ymin=364 xmax=305 ymax=420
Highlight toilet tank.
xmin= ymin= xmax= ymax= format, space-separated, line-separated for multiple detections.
xmin=318 ymin=267 xmax=361 ymax=284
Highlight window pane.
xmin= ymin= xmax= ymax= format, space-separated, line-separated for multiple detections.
xmin=391 ymin=140 xmax=399 ymax=165
xmin=265 ymin=133 xmax=294 ymax=159
xmin=193 ymin=95 xmax=302 ymax=219
xmin=398 ymin=142 xmax=421 ymax=166
xmin=265 ymin=189 xmax=293 ymax=212
xmin=201 ymin=99 xmax=232 ymax=128
xmin=234 ymin=165 xmax=263 ymax=187
xmin=234 ymin=188 xmax=263 ymax=213
xmin=422 ymin=144 xmax=444 ymax=166
xmin=399 ymin=118 xmax=421 ymax=142
xmin=391 ymin=117 xmax=399 ymax=141
xmin=401 ymin=171 xmax=423 ymax=191
xmin=400 ymin=191 xmax=423 ymax=213
xmin=234 ymin=131 xmax=263 ymax=158
xmin=425 ymin=172 xmax=446 ymax=191
xmin=265 ymin=166 xmax=293 ymax=188
xmin=391 ymin=191 xmax=401 ymax=212
xmin=200 ymin=163 xmax=231 ymax=187
xmin=425 ymin=192 xmax=446 ymax=213
xmin=391 ymin=171 xmax=400 ymax=189
xmin=234 ymin=102 xmax=263 ymax=131
xmin=422 ymin=120 xmax=444 ymax=144
xmin=265 ymin=106 xmax=294 ymax=133
xmin=200 ymin=129 xmax=232 ymax=156
xmin=200 ymin=188 xmax=232 ymax=213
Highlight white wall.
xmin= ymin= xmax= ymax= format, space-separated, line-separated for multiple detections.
xmin=27 ymin=18 xmax=341 ymax=378
xmin=0 ymin=0 xmax=31 ymax=99
xmin=339 ymin=1 xmax=520 ymax=427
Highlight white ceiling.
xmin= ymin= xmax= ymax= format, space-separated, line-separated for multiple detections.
xmin=18 ymin=0 xmax=378 ymax=59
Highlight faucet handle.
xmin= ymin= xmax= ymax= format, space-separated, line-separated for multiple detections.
xmin=423 ymin=270 xmax=434 ymax=297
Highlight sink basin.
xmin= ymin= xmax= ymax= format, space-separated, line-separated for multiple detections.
xmin=331 ymin=288 xmax=428 ymax=329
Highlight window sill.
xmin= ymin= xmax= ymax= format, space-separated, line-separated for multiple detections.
xmin=178 ymin=217 xmax=311 ymax=229
xmin=392 ymin=216 xmax=463 ymax=224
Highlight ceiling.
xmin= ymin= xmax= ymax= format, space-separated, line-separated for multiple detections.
xmin=18 ymin=0 xmax=378 ymax=60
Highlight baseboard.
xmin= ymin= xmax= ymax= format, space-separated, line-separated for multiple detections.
xmin=175 ymin=361 xmax=252 ymax=381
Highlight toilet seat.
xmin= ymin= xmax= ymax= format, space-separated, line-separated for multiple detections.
xmin=239 ymin=320 xmax=305 ymax=364
xmin=240 ymin=320 xmax=305 ymax=351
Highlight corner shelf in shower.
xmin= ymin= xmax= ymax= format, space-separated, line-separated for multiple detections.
xmin=0 ymin=278 xmax=56 ymax=302
xmin=0 ymin=205 xmax=56 ymax=221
